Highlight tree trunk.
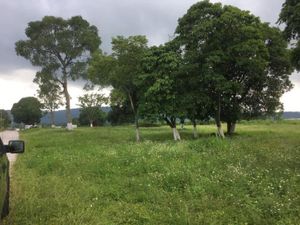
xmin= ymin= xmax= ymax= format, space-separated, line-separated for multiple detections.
xmin=50 ymin=110 xmax=55 ymax=128
xmin=128 ymin=92 xmax=140 ymax=142
xmin=90 ymin=121 xmax=93 ymax=128
xmin=172 ymin=127 xmax=181 ymax=141
xmin=165 ymin=117 xmax=181 ymax=141
xmin=230 ymin=122 xmax=236 ymax=134
xmin=216 ymin=96 xmax=225 ymax=138
xmin=227 ymin=121 xmax=236 ymax=135
xmin=180 ymin=118 xmax=184 ymax=129
xmin=135 ymin=115 xmax=140 ymax=142
xmin=227 ymin=121 xmax=232 ymax=135
xmin=172 ymin=128 xmax=177 ymax=140
xmin=63 ymin=80 xmax=73 ymax=130
xmin=192 ymin=120 xmax=198 ymax=139
xmin=175 ymin=127 xmax=181 ymax=140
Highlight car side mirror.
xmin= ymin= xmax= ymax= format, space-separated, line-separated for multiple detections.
xmin=7 ymin=140 xmax=25 ymax=153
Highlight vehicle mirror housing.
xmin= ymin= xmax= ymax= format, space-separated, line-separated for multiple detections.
xmin=7 ymin=140 xmax=25 ymax=153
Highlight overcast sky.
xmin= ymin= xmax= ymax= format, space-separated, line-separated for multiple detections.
xmin=0 ymin=0 xmax=299 ymax=111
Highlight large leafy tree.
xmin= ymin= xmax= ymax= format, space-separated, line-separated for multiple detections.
xmin=89 ymin=35 xmax=148 ymax=141
xmin=78 ymin=93 xmax=108 ymax=127
xmin=278 ymin=0 xmax=300 ymax=71
xmin=140 ymin=42 xmax=185 ymax=141
xmin=176 ymin=1 xmax=292 ymax=136
xmin=11 ymin=97 xmax=43 ymax=125
xmin=0 ymin=110 xmax=11 ymax=128
xmin=34 ymin=70 xmax=63 ymax=127
xmin=15 ymin=16 xmax=101 ymax=130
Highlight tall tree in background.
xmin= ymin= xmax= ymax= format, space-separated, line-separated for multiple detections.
xmin=176 ymin=1 xmax=292 ymax=136
xmin=15 ymin=16 xmax=101 ymax=130
xmin=89 ymin=35 xmax=148 ymax=141
xmin=0 ymin=110 xmax=11 ymax=129
xmin=34 ymin=70 xmax=63 ymax=127
xmin=11 ymin=97 xmax=43 ymax=125
xmin=278 ymin=0 xmax=300 ymax=71
xmin=78 ymin=93 xmax=108 ymax=127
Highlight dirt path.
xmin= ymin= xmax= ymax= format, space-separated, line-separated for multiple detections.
xmin=0 ymin=130 xmax=19 ymax=169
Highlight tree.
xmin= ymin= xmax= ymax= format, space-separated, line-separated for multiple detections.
xmin=0 ymin=110 xmax=11 ymax=129
xmin=89 ymin=35 xmax=148 ymax=141
xmin=15 ymin=16 xmax=101 ymax=130
xmin=34 ymin=70 xmax=63 ymax=127
xmin=78 ymin=93 xmax=108 ymax=127
xmin=176 ymin=1 xmax=292 ymax=136
xmin=107 ymin=89 xmax=134 ymax=125
xmin=278 ymin=0 xmax=300 ymax=71
xmin=11 ymin=97 xmax=43 ymax=124
xmin=79 ymin=108 xmax=106 ymax=127
xmin=140 ymin=42 xmax=185 ymax=141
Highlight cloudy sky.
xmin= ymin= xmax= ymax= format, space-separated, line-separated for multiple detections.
xmin=0 ymin=0 xmax=299 ymax=111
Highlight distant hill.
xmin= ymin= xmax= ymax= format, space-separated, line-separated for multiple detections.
xmin=282 ymin=111 xmax=300 ymax=119
xmin=5 ymin=109 xmax=299 ymax=125
xmin=41 ymin=107 xmax=111 ymax=125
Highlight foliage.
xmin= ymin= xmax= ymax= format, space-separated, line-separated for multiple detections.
xmin=0 ymin=110 xmax=11 ymax=128
xmin=15 ymin=16 xmax=101 ymax=125
xmin=79 ymin=107 xmax=106 ymax=126
xmin=11 ymin=97 xmax=43 ymax=124
xmin=278 ymin=0 xmax=300 ymax=40
xmin=140 ymin=42 xmax=184 ymax=129
xmin=175 ymin=1 xmax=292 ymax=135
xmin=107 ymin=89 xmax=134 ymax=125
xmin=279 ymin=0 xmax=300 ymax=71
xmin=34 ymin=70 xmax=63 ymax=126
xmin=89 ymin=35 xmax=148 ymax=140
xmin=78 ymin=93 xmax=108 ymax=127
xmin=4 ymin=122 xmax=300 ymax=224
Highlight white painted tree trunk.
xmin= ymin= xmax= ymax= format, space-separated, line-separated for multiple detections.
xmin=217 ymin=125 xmax=225 ymax=138
xmin=90 ymin=122 xmax=93 ymax=128
xmin=136 ymin=127 xmax=140 ymax=142
xmin=172 ymin=128 xmax=181 ymax=141
xmin=193 ymin=124 xmax=198 ymax=138
xmin=172 ymin=128 xmax=177 ymax=141
xmin=67 ymin=123 xmax=73 ymax=130
xmin=175 ymin=128 xmax=181 ymax=140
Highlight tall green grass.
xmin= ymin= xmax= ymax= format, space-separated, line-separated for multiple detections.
xmin=3 ymin=122 xmax=300 ymax=224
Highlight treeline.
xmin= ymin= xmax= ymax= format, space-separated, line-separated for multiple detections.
xmin=14 ymin=0 xmax=299 ymax=141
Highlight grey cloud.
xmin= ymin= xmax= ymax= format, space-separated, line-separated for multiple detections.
xmin=0 ymin=0 xmax=290 ymax=74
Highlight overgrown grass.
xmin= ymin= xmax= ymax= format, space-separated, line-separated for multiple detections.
xmin=3 ymin=122 xmax=300 ymax=224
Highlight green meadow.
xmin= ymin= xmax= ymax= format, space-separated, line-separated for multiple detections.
xmin=3 ymin=121 xmax=300 ymax=225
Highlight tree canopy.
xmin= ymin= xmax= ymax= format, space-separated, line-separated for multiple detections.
xmin=15 ymin=16 xmax=101 ymax=129
xmin=89 ymin=35 xmax=148 ymax=141
xmin=11 ymin=97 xmax=43 ymax=125
xmin=279 ymin=0 xmax=300 ymax=71
xmin=78 ymin=93 xmax=108 ymax=127
xmin=175 ymin=0 xmax=292 ymax=136
xmin=140 ymin=42 xmax=185 ymax=140
xmin=0 ymin=110 xmax=11 ymax=128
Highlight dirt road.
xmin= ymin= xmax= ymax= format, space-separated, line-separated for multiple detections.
xmin=0 ymin=130 xmax=19 ymax=168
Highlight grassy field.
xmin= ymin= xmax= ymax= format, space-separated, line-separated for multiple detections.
xmin=3 ymin=121 xmax=300 ymax=225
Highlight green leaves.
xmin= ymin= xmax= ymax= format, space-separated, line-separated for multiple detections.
xmin=175 ymin=1 xmax=292 ymax=124
xmin=279 ymin=0 xmax=300 ymax=72
xmin=11 ymin=97 xmax=43 ymax=124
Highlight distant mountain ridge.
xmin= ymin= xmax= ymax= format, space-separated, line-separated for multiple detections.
xmin=4 ymin=109 xmax=300 ymax=125
xmin=282 ymin=111 xmax=300 ymax=119
xmin=41 ymin=107 xmax=111 ymax=125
